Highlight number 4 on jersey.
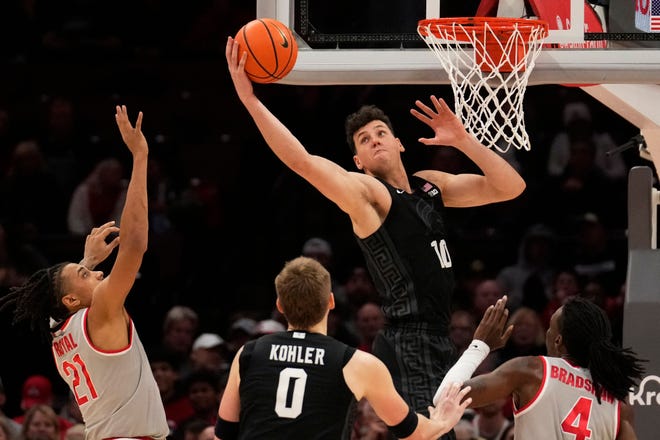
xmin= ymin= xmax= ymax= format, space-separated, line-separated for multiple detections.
xmin=561 ymin=396 xmax=593 ymax=440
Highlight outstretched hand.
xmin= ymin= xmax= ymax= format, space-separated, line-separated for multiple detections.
xmin=115 ymin=105 xmax=148 ymax=157
xmin=428 ymin=383 xmax=472 ymax=431
xmin=225 ymin=36 xmax=255 ymax=102
xmin=410 ymin=95 xmax=470 ymax=148
xmin=474 ymin=295 xmax=513 ymax=351
xmin=81 ymin=221 xmax=120 ymax=269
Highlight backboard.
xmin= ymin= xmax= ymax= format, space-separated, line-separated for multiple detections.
xmin=256 ymin=0 xmax=660 ymax=86
xmin=253 ymin=5 xmax=660 ymax=439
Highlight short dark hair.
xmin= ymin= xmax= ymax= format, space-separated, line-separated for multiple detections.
xmin=344 ymin=105 xmax=395 ymax=154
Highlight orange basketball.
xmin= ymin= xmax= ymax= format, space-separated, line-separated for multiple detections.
xmin=234 ymin=18 xmax=298 ymax=84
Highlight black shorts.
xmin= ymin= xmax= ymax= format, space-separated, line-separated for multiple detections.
xmin=372 ymin=325 xmax=457 ymax=440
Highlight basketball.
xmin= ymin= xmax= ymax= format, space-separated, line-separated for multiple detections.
xmin=234 ymin=18 xmax=298 ymax=84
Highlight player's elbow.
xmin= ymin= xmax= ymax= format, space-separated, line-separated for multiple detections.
xmin=509 ymin=175 xmax=526 ymax=198
xmin=497 ymin=174 xmax=526 ymax=201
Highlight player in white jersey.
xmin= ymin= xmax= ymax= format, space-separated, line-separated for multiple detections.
xmin=435 ymin=296 xmax=646 ymax=440
xmin=1 ymin=106 xmax=169 ymax=440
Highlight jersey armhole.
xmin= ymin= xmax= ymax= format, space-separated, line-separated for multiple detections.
xmin=343 ymin=345 xmax=357 ymax=366
xmin=239 ymin=340 xmax=256 ymax=376
xmin=514 ymin=356 xmax=547 ymax=415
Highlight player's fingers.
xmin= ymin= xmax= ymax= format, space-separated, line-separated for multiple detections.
xmin=135 ymin=111 xmax=143 ymax=131
xmin=97 ymin=221 xmax=116 ymax=230
xmin=414 ymin=99 xmax=435 ymax=118
xmin=99 ymin=226 xmax=120 ymax=239
xmin=238 ymin=50 xmax=247 ymax=69
xmin=458 ymin=385 xmax=471 ymax=399
xmin=225 ymin=36 xmax=233 ymax=60
xmin=429 ymin=95 xmax=444 ymax=113
xmin=501 ymin=324 xmax=514 ymax=344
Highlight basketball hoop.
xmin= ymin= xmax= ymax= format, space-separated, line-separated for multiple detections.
xmin=418 ymin=17 xmax=549 ymax=152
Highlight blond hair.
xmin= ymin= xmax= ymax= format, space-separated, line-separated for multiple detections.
xmin=275 ymin=256 xmax=331 ymax=329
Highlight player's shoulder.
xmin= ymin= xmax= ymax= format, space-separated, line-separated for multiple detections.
xmin=500 ymin=354 xmax=544 ymax=373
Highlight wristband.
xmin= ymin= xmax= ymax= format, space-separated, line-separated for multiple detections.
xmin=215 ymin=418 xmax=239 ymax=440
xmin=388 ymin=407 xmax=418 ymax=439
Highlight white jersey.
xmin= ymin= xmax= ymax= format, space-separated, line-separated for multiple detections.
xmin=51 ymin=309 xmax=169 ymax=440
xmin=514 ymin=356 xmax=621 ymax=440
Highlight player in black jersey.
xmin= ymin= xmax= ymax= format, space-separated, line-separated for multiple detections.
xmin=216 ymin=256 xmax=471 ymax=440
xmin=226 ymin=37 xmax=525 ymax=439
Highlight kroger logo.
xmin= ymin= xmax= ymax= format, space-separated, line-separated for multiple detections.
xmin=628 ymin=375 xmax=660 ymax=406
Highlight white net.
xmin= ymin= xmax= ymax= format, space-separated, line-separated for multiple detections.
xmin=418 ymin=18 xmax=548 ymax=152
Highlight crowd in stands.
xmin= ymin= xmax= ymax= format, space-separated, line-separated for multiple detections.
xmin=0 ymin=1 xmax=651 ymax=439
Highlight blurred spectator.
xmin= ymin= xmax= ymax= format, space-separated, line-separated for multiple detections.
xmin=569 ymin=212 xmax=626 ymax=298
xmin=225 ymin=317 xmax=257 ymax=357
xmin=449 ymin=309 xmax=478 ymax=356
xmin=253 ymin=319 xmax=286 ymax=336
xmin=0 ymin=223 xmax=30 ymax=292
xmin=181 ymin=419 xmax=212 ymax=440
xmin=12 ymin=375 xmax=72 ymax=439
xmin=0 ymin=417 xmax=15 ymax=440
xmin=148 ymin=346 xmax=194 ymax=436
xmin=173 ymin=370 xmax=222 ymax=440
xmin=327 ymin=307 xmax=360 ymax=347
xmin=189 ymin=333 xmax=229 ymax=376
xmin=351 ymin=398 xmax=388 ymax=440
xmin=343 ymin=265 xmax=379 ymax=314
xmin=160 ymin=305 xmax=200 ymax=379
xmin=453 ymin=416 xmax=484 ymax=440
xmin=601 ymin=281 xmax=626 ymax=345
xmin=496 ymin=223 xmax=557 ymax=311
xmin=547 ymin=100 xmax=626 ymax=181
xmin=453 ymin=259 xmax=489 ymax=311
xmin=269 ymin=307 xmax=288 ymax=329
xmin=497 ymin=307 xmax=546 ymax=364
xmin=540 ymin=268 xmax=581 ymax=329
xmin=19 ymin=405 xmax=61 ymax=440
xmin=63 ymin=423 xmax=84 ymax=440
xmin=471 ymin=279 xmax=505 ymax=319
xmin=66 ymin=157 xmax=127 ymax=235
xmin=147 ymin=155 xmax=178 ymax=235
xmin=57 ymin=391 xmax=82 ymax=427
xmin=543 ymin=135 xmax=623 ymax=232
xmin=33 ymin=1 xmax=126 ymax=60
xmin=354 ymin=302 xmax=384 ymax=353
xmin=37 ymin=96 xmax=97 ymax=195
xmin=0 ymin=140 xmax=68 ymax=238
xmin=472 ymin=397 xmax=512 ymax=440
xmin=198 ymin=424 xmax=215 ymax=440
xmin=0 ymin=377 xmax=20 ymax=440
xmin=302 ymin=237 xmax=347 ymax=306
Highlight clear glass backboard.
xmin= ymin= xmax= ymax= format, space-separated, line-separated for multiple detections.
xmin=257 ymin=0 xmax=660 ymax=85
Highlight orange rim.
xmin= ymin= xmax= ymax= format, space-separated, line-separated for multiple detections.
xmin=418 ymin=17 xmax=549 ymax=41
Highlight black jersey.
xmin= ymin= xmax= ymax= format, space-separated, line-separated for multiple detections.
xmin=357 ymin=177 xmax=457 ymax=439
xmin=238 ymin=331 xmax=357 ymax=439
xmin=356 ymin=176 xmax=454 ymax=327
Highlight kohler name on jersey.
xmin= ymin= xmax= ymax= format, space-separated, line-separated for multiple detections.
xmin=269 ymin=344 xmax=326 ymax=365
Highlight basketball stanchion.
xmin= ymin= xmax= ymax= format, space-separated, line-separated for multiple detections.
xmin=418 ymin=17 xmax=549 ymax=152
